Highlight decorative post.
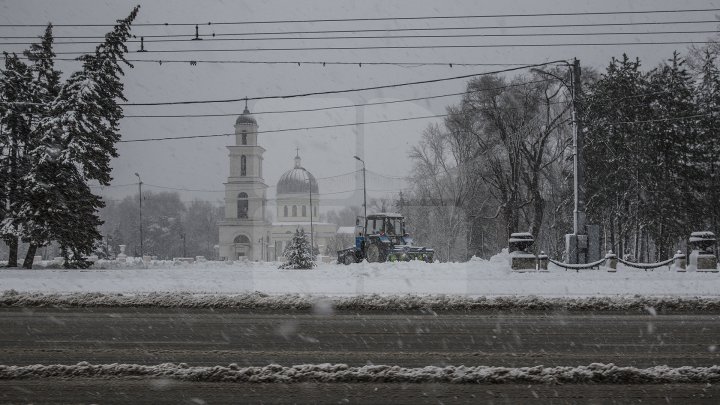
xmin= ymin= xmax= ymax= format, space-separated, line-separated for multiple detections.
xmin=605 ymin=250 xmax=617 ymax=272
xmin=537 ymin=251 xmax=549 ymax=271
xmin=673 ymin=250 xmax=686 ymax=272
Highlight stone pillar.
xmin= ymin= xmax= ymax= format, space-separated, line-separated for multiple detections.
xmin=537 ymin=251 xmax=548 ymax=271
xmin=688 ymin=231 xmax=718 ymax=272
xmin=509 ymin=233 xmax=536 ymax=271
xmin=673 ymin=250 xmax=686 ymax=272
xmin=605 ymin=250 xmax=617 ymax=272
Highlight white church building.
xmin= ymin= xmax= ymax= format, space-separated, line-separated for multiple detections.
xmin=218 ymin=106 xmax=338 ymax=261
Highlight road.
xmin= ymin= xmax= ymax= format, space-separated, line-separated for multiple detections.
xmin=1 ymin=307 xmax=719 ymax=403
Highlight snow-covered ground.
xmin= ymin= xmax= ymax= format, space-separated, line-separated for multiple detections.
xmin=1 ymin=251 xmax=719 ymax=300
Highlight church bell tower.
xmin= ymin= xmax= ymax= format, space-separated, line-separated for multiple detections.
xmin=218 ymin=102 xmax=269 ymax=260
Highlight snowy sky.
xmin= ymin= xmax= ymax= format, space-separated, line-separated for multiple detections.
xmin=0 ymin=0 xmax=718 ymax=210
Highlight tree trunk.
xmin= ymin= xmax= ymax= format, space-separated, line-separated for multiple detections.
xmin=22 ymin=244 xmax=38 ymax=269
xmin=6 ymin=236 xmax=19 ymax=267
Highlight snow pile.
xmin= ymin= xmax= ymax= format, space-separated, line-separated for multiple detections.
xmin=1 ymin=253 xmax=718 ymax=298
xmin=1 ymin=362 xmax=719 ymax=384
xmin=3 ymin=290 xmax=720 ymax=311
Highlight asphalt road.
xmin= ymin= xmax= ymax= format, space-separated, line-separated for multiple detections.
xmin=1 ymin=307 xmax=720 ymax=403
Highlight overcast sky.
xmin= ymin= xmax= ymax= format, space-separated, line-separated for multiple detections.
xmin=1 ymin=0 xmax=718 ymax=212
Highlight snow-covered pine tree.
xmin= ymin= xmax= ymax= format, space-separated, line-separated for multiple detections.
xmin=695 ymin=50 xmax=720 ymax=240
xmin=0 ymin=52 xmax=37 ymax=267
xmin=26 ymin=6 xmax=140 ymax=268
xmin=280 ymin=228 xmax=315 ymax=269
xmin=17 ymin=24 xmax=63 ymax=268
xmin=644 ymin=52 xmax=702 ymax=258
xmin=584 ymin=54 xmax=652 ymax=258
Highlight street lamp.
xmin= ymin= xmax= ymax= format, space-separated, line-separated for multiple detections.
xmin=532 ymin=60 xmax=584 ymax=236
xmin=533 ymin=59 xmax=587 ymax=263
xmin=180 ymin=232 xmax=186 ymax=258
xmin=134 ymin=172 xmax=143 ymax=258
xmin=300 ymin=168 xmax=314 ymax=257
xmin=353 ymin=155 xmax=367 ymax=237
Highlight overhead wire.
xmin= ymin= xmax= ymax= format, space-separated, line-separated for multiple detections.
xmin=122 ymin=78 xmax=559 ymax=118
xmin=29 ymin=41 xmax=713 ymax=56
xmin=119 ymin=61 xmax=567 ymax=106
xmin=1 ymin=19 xmax=718 ymax=40
xmin=0 ymin=7 xmax=717 ymax=27
xmin=2 ymin=29 xmax=718 ymax=46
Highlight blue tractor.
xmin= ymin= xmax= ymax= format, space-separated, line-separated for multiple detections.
xmin=337 ymin=213 xmax=434 ymax=264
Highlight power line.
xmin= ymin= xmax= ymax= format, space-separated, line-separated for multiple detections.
xmin=118 ymin=108 xmax=716 ymax=144
xmin=119 ymin=62 xmax=567 ymax=106
xmin=3 ymin=29 xmax=718 ymax=46
xmin=26 ymin=57 xmax=547 ymax=67
xmin=37 ymin=40 xmax=714 ymax=56
xmin=123 ymin=78 xmax=557 ymax=118
xmin=1 ymin=7 xmax=718 ymax=27
xmin=119 ymin=114 xmax=449 ymax=143
xmin=2 ymin=19 xmax=717 ymax=40
xmin=118 ymin=110 xmax=715 ymax=144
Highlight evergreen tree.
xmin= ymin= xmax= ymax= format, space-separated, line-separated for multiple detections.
xmin=695 ymin=50 xmax=720 ymax=238
xmin=584 ymin=54 xmax=651 ymax=258
xmin=643 ymin=52 xmax=702 ymax=257
xmin=25 ymin=6 xmax=140 ymax=268
xmin=280 ymin=228 xmax=315 ymax=269
xmin=0 ymin=52 xmax=38 ymax=267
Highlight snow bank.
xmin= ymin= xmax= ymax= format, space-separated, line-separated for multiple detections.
xmin=2 ymin=250 xmax=718 ymax=299
xmin=1 ymin=362 xmax=719 ymax=384
xmin=3 ymin=290 xmax=720 ymax=312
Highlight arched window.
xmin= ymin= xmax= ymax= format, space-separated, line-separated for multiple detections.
xmin=241 ymin=130 xmax=247 ymax=145
xmin=292 ymin=205 xmax=297 ymax=216
xmin=284 ymin=206 xmax=288 ymax=217
xmin=302 ymin=205 xmax=307 ymax=217
xmin=237 ymin=192 xmax=248 ymax=218
xmin=233 ymin=234 xmax=250 ymax=244
xmin=241 ymin=155 xmax=247 ymax=176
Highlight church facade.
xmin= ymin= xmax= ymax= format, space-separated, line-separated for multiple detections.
xmin=218 ymin=107 xmax=338 ymax=261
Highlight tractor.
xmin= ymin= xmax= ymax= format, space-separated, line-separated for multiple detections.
xmin=337 ymin=213 xmax=434 ymax=264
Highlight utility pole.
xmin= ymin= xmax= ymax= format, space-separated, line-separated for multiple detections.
xmin=135 ymin=173 xmax=143 ymax=258
xmin=309 ymin=174 xmax=314 ymax=258
xmin=354 ymin=156 xmax=367 ymax=237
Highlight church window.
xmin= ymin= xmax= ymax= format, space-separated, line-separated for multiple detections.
xmin=302 ymin=205 xmax=307 ymax=217
xmin=284 ymin=206 xmax=288 ymax=217
xmin=241 ymin=155 xmax=247 ymax=176
xmin=241 ymin=130 xmax=247 ymax=145
xmin=237 ymin=192 xmax=248 ymax=218
xmin=292 ymin=205 xmax=297 ymax=216
xmin=234 ymin=234 xmax=250 ymax=244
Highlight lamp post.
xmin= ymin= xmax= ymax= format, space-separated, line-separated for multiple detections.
xmin=300 ymin=168 xmax=314 ymax=257
xmin=180 ymin=232 xmax=186 ymax=257
xmin=533 ymin=59 xmax=587 ymax=263
xmin=134 ymin=172 xmax=143 ymax=258
xmin=353 ymin=155 xmax=367 ymax=237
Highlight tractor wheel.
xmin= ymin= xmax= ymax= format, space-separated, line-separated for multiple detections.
xmin=366 ymin=244 xmax=386 ymax=263
xmin=343 ymin=253 xmax=355 ymax=265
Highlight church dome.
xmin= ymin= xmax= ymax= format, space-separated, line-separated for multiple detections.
xmin=277 ymin=155 xmax=319 ymax=195
xmin=235 ymin=106 xmax=257 ymax=126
